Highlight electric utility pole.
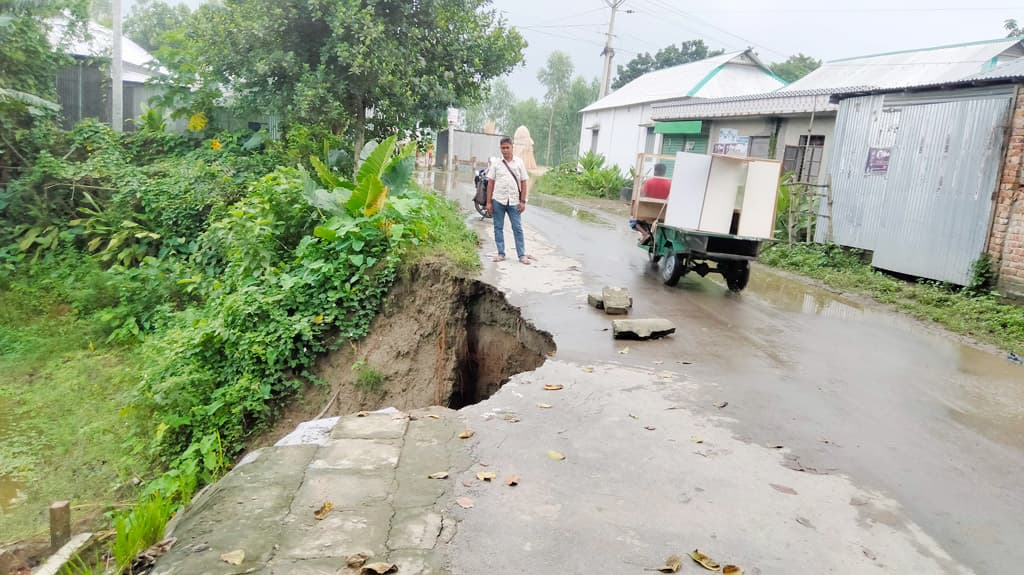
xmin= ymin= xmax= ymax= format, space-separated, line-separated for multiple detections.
xmin=600 ymin=0 xmax=627 ymax=98
xmin=111 ymin=0 xmax=123 ymax=132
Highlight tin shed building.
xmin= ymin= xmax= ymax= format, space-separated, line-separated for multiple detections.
xmin=823 ymin=63 xmax=1024 ymax=296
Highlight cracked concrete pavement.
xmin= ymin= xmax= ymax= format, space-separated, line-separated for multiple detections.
xmin=152 ymin=407 xmax=469 ymax=575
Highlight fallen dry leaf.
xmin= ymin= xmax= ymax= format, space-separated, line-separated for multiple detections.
xmin=644 ymin=426 xmax=657 ymax=431
xmin=476 ymin=471 xmax=497 ymax=481
xmin=691 ymin=438 xmax=704 ymax=444
xmin=653 ymin=360 xmax=664 ymax=365
xmin=426 ymin=414 xmax=441 ymax=419
xmin=715 ymin=401 xmax=729 ymax=409
xmin=360 ymin=562 xmax=399 ymax=574
xmin=457 ymin=430 xmax=475 ymax=439
xmin=628 ymin=413 xmax=639 ymax=420
xmin=676 ymin=360 xmax=693 ymax=365
xmin=770 ymin=483 xmax=798 ymax=495
xmin=503 ymin=415 xmax=521 ymax=423
xmin=582 ymin=367 xmax=595 ymax=373
xmin=313 ymin=501 xmax=334 ymax=520
xmin=356 ymin=411 xmax=370 ymax=417
xmin=618 ymin=347 xmax=631 ymax=354
xmin=653 ymin=554 xmax=683 ymax=573
xmin=862 ymin=547 xmax=877 ymax=561
xmin=723 ymin=565 xmax=743 ymax=574
xmin=505 ymin=476 xmax=520 ymax=486
xmin=346 ymin=553 xmax=370 ymax=568
xmin=536 ymin=402 xmax=553 ymax=408
xmin=220 ymin=549 xmax=245 ymax=565
xmin=547 ymin=450 xmax=566 ymax=461
xmin=543 ymin=384 xmax=564 ymax=391
xmin=795 ymin=516 xmax=815 ymax=529
xmin=455 ymin=497 xmax=474 ymax=509
xmin=427 ymin=472 xmax=449 ymax=479
xmin=689 ymin=549 xmax=721 ymax=571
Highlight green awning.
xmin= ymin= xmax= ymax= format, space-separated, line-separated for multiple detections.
xmin=654 ymin=120 xmax=702 ymax=135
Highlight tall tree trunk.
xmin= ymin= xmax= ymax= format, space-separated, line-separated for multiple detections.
xmin=353 ymin=98 xmax=366 ymax=178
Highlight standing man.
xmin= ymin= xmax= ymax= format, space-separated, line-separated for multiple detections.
xmin=486 ymin=137 xmax=530 ymax=264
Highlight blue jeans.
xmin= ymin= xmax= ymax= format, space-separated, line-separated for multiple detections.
xmin=492 ymin=199 xmax=525 ymax=258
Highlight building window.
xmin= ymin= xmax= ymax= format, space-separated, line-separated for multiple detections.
xmin=644 ymin=127 xmax=656 ymax=154
xmin=590 ymin=129 xmax=599 ymax=153
xmin=783 ymin=135 xmax=826 ymax=182
xmin=749 ymin=136 xmax=771 ymax=158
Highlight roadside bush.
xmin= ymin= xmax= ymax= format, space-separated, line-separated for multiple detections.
xmin=534 ymin=151 xmax=629 ymax=199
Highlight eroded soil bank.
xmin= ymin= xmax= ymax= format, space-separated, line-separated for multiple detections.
xmin=261 ymin=261 xmax=555 ymax=442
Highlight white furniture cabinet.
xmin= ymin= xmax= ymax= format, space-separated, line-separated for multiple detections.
xmin=662 ymin=152 xmax=781 ymax=240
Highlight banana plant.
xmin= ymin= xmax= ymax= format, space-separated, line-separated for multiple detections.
xmin=302 ymin=134 xmax=420 ymax=245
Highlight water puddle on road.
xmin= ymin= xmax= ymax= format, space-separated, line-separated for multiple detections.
xmin=0 ymin=397 xmax=26 ymax=511
xmin=530 ymin=194 xmax=613 ymax=228
xmin=744 ymin=266 xmax=1024 ymax=449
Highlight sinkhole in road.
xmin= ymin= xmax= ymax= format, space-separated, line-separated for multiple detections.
xmin=310 ymin=262 xmax=555 ymax=417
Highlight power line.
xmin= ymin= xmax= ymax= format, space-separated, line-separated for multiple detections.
xmin=518 ymin=5 xmax=607 ymax=27
xmin=520 ymin=27 xmax=637 ymax=55
xmin=640 ymin=0 xmax=789 ymax=57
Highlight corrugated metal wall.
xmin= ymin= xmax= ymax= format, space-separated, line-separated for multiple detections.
xmin=821 ymin=87 xmax=1013 ymax=285
xmin=434 ymin=130 xmax=508 ymax=169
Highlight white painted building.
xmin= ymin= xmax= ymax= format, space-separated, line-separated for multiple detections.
xmin=577 ymin=50 xmax=785 ymax=175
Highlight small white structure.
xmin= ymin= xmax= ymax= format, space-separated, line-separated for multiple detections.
xmin=578 ymin=50 xmax=785 ymax=174
xmin=48 ymin=18 xmax=161 ymax=130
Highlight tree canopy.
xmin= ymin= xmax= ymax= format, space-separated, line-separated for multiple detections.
xmin=160 ymin=0 xmax=525 ymax=160
xmin=124 ymin=0 xmax=191 ymax=53
xmin=611 ymin=40 xmax=724 ymax=90
xmin=1006 ymin=18 xmax=1021 ymax=37
xmin=465 ymin=52 xmax=598 ymax=167
xmin=769 ymin=53 xmax=821 ymax=84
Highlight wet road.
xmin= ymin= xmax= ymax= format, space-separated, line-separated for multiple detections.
xmin=426 ymin=171 xmax=1024 ymax=574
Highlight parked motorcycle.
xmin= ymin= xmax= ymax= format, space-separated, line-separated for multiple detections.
xmin=473 ymin=167 xmax=491 ymax=219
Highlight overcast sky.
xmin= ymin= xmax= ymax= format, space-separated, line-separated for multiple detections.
xmin=133 ymin=0 xmax=1020 ymax=101
xmin=492 ymin=0 xmax=1021 ymax=99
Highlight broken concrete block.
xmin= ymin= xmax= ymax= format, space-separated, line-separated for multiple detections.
xmin=602 ymin=287 xmax=632 ymax=315
xmin=588 ymin=292 xmax=605 ymax=310
xmin=611 ymin=319 xmax=676 ymax=340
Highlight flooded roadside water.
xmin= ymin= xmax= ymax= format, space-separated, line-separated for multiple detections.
xmin=0 ymin=397 xmax=27 ymax=512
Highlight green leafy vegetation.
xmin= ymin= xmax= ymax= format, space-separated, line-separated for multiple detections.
xmin=760 ymin=243 xmax=1024 ymax=354
xmin=533 ymin=152 xmax=630 ymax=199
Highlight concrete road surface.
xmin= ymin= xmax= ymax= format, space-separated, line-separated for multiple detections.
xmin=426 ymin=172 xmax=1024 ymax=575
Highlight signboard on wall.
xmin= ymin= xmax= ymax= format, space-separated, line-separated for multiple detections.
xmin=865 ymin=147 xmax=891 ymax=174
xmin=713 ymin=137 xmax=749 ymax=157
xmin=718 ymin=128 xmax=739 ymax=143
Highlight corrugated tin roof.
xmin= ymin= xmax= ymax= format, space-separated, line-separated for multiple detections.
xmin=580 ymin=50 xmax=785 ymax=113
xmin=967 ymin=57 xmax=1024 ymax=80
xmin=781 ymin=37 xmax=1024 ymax=92
xmin=649 ymin=87 xmax=877 ymax=120
xmin=47 ymin=18 xmax=157 ymax=83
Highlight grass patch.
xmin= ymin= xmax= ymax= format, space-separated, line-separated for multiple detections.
xmin=353 ymin=364 xmax=386 ymax=395
xmin=407 ymin=191 xmax=480 ymax=271
xmin=0 ymin=281 xmax=152 ymax=543
xmin=760 ymin=243 xmax=1024 ymax=354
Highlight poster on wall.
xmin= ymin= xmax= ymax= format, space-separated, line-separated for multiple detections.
xmin=865 ymin=147 xmax=891 ymax=174
xmin=718 ymin=128 xmax=739 ymax=143
xmin=713 ymin=137 xmax=749 ymax=157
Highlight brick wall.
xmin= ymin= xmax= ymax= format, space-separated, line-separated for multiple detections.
xmin=989 ymin=85 xmax=1024 ymax=298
